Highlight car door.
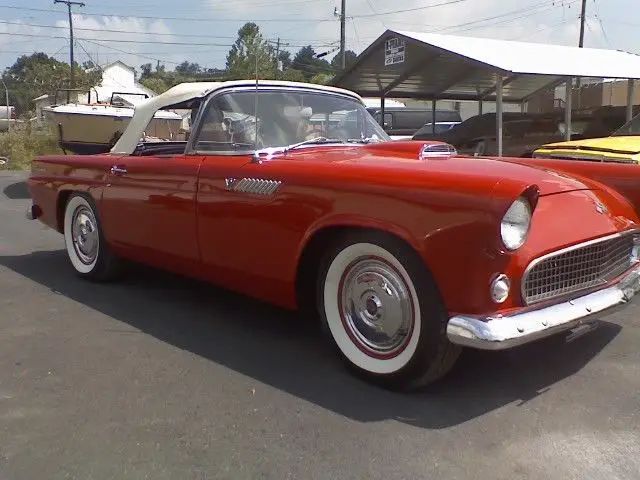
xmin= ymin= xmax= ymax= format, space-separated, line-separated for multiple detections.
xmin=100 ymin=153 xmax=204 ymax=270
xmin=195 ymin=153 xmax=281 ymax=294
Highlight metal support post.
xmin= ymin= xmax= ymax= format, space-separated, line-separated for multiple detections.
xmin=564 ymin=78 xmax=573 ymax=141
xmin=496 ymin=75 xmax=503 ymax=157
xmin=627 ymin=79 xmax=635 ymax=122
xmin=431 ymin=99 xmax=437 ymax=134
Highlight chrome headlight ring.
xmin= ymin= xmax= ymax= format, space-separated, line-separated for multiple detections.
xmin=501 ymin=196 xmax=532 ymax=251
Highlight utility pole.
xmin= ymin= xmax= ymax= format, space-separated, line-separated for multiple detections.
xmin=575 ymin=0 xmax=587 ymax=108
xmin=339 ymin=0 xmax=346 ymax=69
xmin=54 ymin=0 xmax=85 ymax=98
xmin=578 ymin=0 xmax=587 ymax=48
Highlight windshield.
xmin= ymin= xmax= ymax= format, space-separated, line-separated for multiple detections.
xmin=192 ymin=88 xmax=390 ymax=153
xmin=612 ymin=112 xmax=640 ymax=136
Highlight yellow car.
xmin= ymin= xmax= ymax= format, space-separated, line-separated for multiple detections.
xmin=533 ymin=113 xmax=640 ymax=163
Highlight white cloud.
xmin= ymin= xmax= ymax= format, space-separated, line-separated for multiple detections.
xmin=0 ymin=20 xmax=57 ymax=60
xmin=55 ymin=15 xmax=178 ymax=71
xmin=197 ymin=0 xmax=610 ymax=67
xmin=337 ymin=0 xmax=607 ymax=52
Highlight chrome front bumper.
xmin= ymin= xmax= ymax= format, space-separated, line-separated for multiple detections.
xmin=446 ymin=264 xmax=640 ymax=350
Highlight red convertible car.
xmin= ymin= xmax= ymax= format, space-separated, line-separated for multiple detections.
xmin=26 ymin=80 xmax=640 ymax=391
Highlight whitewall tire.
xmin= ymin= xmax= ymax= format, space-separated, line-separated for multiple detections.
xmin=63 ymin=193 xmax=122 ymax=282
xmin=318 ymin=232 xmax=461 ymax=391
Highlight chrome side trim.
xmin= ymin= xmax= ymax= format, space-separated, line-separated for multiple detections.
xmin=225 ymin=177 xmax=281 ymax=195
xmin=447 ymin=263 xmax=640 ymax=350
xmin=520 ymin=229 xmax=640 ymax=305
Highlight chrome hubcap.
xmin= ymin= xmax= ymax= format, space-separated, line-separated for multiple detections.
xmin=71 ymin=205 xmax=99 ymax=265
xmin=339 ymin=258 xmax=414 ymax=357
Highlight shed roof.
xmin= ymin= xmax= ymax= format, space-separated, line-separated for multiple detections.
xmin=332 ymin=29 xmax=640 ymax=103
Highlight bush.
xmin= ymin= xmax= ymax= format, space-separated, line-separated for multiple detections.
xmin=0 ymin=122 xmax=63 ymax=170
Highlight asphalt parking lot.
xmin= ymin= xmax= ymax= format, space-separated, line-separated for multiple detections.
xmin=1 ymin=170 xmax=639 ymax=480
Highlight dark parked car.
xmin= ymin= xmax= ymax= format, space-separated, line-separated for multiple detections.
xmin=367 ymin=106 xmax=461 ymax=139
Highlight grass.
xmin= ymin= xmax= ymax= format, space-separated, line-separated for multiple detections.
xmin=0 ymin=122 xmax=63 ymax=170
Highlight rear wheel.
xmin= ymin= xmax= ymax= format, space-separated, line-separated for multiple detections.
xmin=317 ymin=232 xmax=461 ymax=391
xmin=63 ymin=193 xmax=122 ymax=282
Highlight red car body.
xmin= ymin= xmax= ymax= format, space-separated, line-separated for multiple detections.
xmin=26 ymin=80 xmax=640 ymax=390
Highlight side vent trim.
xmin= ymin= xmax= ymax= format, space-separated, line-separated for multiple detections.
xmin=225 ymin=177 xmax=282 ymax=195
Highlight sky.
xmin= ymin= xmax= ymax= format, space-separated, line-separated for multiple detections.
xmin=0 ymin=0 xmax=634 ymax=75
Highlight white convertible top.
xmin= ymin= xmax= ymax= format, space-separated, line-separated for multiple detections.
xmin=109 ymin=80 xmax=364 ymax=155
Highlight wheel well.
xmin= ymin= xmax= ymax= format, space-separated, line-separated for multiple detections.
xmin=56 ymin=190 xmax=73 ymax=233
xmin=294 ymin=225 xmax=428 ymax=315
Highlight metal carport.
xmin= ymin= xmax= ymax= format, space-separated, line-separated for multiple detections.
xmin=332 ymin=29 xmax=640 ymax=156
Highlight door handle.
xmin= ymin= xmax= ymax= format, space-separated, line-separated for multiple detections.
xmin=110 ymin=165 xmax=127 ymax=175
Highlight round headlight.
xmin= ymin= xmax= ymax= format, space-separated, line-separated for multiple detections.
xmin=501 ymin=197 xmax=532 ymax=251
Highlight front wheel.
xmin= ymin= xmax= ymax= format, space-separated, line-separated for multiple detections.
xmin=317 ymin=233 xmax=461 ymax=391
xmin=63 ymin=193 xmax=123 ymax=282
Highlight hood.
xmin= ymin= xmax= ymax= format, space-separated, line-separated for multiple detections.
xmin=289 ymin=141 xmax=593 ymax=197
xmin=537 ymin=135 xmax=640 ymax=157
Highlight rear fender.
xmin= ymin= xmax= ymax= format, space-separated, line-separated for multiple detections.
xmin=28 ymin=156 xmax=109 ymax=232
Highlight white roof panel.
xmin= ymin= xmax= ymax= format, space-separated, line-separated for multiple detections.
xmin=332 ymin=29 xmax=640 ymax=102
xmin=394 ymin=30 xmax=640 ymax=79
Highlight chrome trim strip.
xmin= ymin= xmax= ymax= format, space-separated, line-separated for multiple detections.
xmin=520 ymin=229 xmax=640 ymax=305
xmin=447 ymin=262 xmax=640 ymax=350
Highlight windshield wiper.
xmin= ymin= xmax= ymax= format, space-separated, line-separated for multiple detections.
xmin=345 ymin=137 xmax=384 ymax=144
xmin=252 ymin=136 xmax=351 ymax=161
xmin=284 ymin=136 xmax=346 ymax=153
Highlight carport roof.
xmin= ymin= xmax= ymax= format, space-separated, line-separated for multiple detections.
xmin=332 ymin=29 xmax=640 ymax=103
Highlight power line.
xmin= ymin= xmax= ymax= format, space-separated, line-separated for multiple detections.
xmin=0 ymin=20 xmax=338 ymax=47
xmin=433 ymin=0 xmax=579 ymax=33
xmin=0 ymin=5 xmax=332 ymax=22
xmin=352 ymin=0 xmax=467 ymax=18
xmin=0 ymin=30 xmax=333 ymax=50
xmin=0 ymin=2 xmax=471 ymax=22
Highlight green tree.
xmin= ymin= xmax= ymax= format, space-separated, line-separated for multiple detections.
xmin=175 ymin=61 xmax=202 ymax=77
xmin=309 ymin=73 xmax=332 ymax=85
xmin=279 ymin=68 xmax=306 ymax=82
xmin=277 ymin=50 xmax=292 ymax=71
xmin=140 ymin=77 xmax=170 ymax=94
xmin=331 ymin=50 xmax=358 ymax=70
xmin=140 ymin=63 xmax=153 ymax=80
xmin=225 ymin=22 xmax=276 ymax=79
xmin=2 ymin=52 xmax=102 ymax=115
xmin=292 ymin=45 xmax=331 ymax=81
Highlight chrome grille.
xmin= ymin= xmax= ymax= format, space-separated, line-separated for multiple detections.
xmin=522 ymin=232 xmax=638 ymax=305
